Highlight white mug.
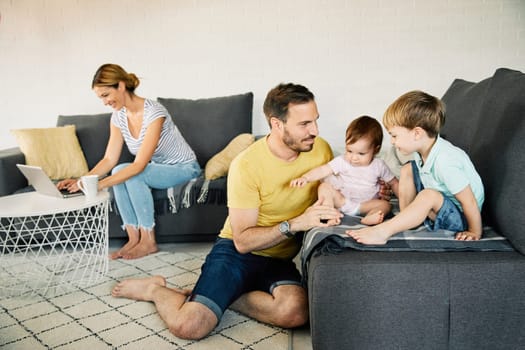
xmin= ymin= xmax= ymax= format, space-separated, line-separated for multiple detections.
xmin=77 ymin=175 xmax=99 ymax=199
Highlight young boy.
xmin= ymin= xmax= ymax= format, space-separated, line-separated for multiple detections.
xmin=347 ymin=90 xmax=484 ymax=245
xmin=290 ymin=116 xmax=399 ymax=225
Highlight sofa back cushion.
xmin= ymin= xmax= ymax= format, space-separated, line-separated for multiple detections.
xmin=441 ymin=68 xmax=525 ymax=254
xmin=470 ymin=68 xmax=525 ymax=254
xmin=158 ymin=92 xmax=253 ymax=168
xmin=57 ymin=113 xmax=133 ymax=169
xmin=441 ymin=76 xmax=492 ymax=153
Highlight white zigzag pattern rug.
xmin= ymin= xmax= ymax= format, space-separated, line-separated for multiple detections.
xmin=0 ymin=242 xmax=289 ymax=349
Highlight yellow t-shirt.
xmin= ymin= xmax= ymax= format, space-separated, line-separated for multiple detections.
xmin=218 ymin=136 xmax=333 ymax=259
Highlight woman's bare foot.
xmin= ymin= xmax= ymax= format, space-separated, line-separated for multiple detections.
xmin=112 ymin=275 xmax=166 ymax=300
xmin=360 ymin=210 xmax=385 ymax=226
xmin=346 ymin=225 xmax=392 ymax=245
xmin=109 ymin=239 xmax=139 ymax=260
xmin=122 ymin=240 xmax=159 ymax=259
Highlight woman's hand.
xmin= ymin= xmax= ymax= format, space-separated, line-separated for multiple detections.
xmin=56 ymin=178 xmax=80 ymax=193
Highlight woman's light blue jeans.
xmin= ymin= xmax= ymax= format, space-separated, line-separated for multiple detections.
xmin=111 ymin=160 xmax=201 ymax=231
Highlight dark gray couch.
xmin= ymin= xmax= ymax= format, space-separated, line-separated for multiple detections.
xmin=306 ymin=68 xmax=525 ymax=350
xmin=0 ymin=92 xmax=253 ymax=242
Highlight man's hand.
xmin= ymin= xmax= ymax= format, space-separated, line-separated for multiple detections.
xmin=290 ymin=197 xmax=343 ymax=231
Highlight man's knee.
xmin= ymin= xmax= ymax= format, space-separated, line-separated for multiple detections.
xmin=275 ymin=298 xmax=309 ymax=328
xmin=167 ymin=318 xmax=210 ymax=340
xmin=167 ymin=305 xmax=218 ymax=340
xmin=272 ymin=288 xmax=309 ymax=328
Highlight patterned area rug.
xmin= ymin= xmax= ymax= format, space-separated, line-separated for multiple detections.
xmin=0 ymin=242 xmax=289 ymax=349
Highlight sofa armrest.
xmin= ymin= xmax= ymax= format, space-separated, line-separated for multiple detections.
xmin=0 ymin=147 xmax=27 ymax=196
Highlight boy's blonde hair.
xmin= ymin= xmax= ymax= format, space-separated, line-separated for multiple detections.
xmin=382 ymin=90 xmax=445 ymax=138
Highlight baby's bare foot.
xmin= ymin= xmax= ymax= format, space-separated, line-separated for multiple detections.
xmin=361 ymin=211 xmax=385 ymax=226
xmin=112 ymin=275 xmax=166 ymax=301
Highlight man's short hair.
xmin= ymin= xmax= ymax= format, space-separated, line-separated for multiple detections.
xmin=263 ymin=83 xmax=315 ymax=127
xmin=383 ymin=90 xmax=445 ymax=138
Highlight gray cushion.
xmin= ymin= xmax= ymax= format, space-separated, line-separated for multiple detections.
xmin=470 ymin=68 xmax=525 ymax=254
xmin=441 ymin=76 xmax=492 ymax=153
xmin=57 ymin=113 xmax=133 ymax=169
xmin=158 ymin=92 xmax=253 ymax=167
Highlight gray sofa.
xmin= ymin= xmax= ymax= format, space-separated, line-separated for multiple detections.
xmin=306 ymin=68 xmax=525 ymax=350
xmin=0 ymin=92 xmax=253 ymax=242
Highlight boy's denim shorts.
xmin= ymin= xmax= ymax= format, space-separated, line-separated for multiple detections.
xmin=187 ymin=238 xmax=302 ymax=321
xmin=411 ymin=161 xmax=467 ymax=232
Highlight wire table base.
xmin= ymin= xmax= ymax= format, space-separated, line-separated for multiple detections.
xmin=0 ymin=193 xmax=109 ymax=297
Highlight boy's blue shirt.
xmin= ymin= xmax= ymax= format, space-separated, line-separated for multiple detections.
xmin=414 ymin=136 xmax=485 ymax=211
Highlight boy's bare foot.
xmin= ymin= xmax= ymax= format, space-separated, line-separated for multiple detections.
xmin=360 ymin=211 xmax=385 ymax=226
xmin=122 ymin=240 xmax=159 ymax=260
xmin=112 ymin=275 xmax=167 ymax=300
xmin=109 ymin=239 xmax=139 ymax=260
xmin=346 ymin=225 xmax=392 ymax=245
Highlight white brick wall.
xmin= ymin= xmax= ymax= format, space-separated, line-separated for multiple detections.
xmin=0 ymin=0 xmax=524 ymax=151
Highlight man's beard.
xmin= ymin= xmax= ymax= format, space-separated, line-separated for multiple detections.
xmin=283 ymin=129 xmax=315 ymax=153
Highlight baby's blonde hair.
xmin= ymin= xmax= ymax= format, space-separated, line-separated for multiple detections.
xmin=383 ymin=90 xmax=445 ymax=138
xmin=91 ymin=63 xmax=140 ymax=93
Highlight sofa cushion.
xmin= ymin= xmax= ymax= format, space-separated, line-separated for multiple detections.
xmin=11 ymin=125 xmax=88 ymax=180
xmin=158 ymin=92 xmax=253 ymax=167
xmin=469 ymin=68 xmax=525 ymax=254
xmin=441 ymin=75 xmax=493 ymax=153
xmin=57 ymin=113 xmax=134 ymax=169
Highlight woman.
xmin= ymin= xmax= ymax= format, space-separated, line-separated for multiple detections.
xmin=58 ymin=64 xmax=201 ymax=259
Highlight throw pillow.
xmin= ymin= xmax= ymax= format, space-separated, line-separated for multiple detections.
xmin=11 ymin=125 xmax=89 ymax=180
xmin=204 ymin=133 xmax=255 ymax=180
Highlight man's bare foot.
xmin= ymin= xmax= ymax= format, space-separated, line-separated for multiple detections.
xmin=346 ymin=225 xmax=392 ymax=245
xmin=361 ymin=211 xmax=385 ymax=226
xmin=112 ymin=275 xmax=166 ymax=300
xmin=109 ymin=239 xmax=139 ymax=260
xmin=122 ymin=240 xmax=159 ymax=260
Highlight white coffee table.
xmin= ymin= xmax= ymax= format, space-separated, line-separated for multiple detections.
xmin=0 ymin=191 xmax=110 ymax=296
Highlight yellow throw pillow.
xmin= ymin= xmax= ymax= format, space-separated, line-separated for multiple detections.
xmin=11 ymin=125 xmax=89 ymax=180
xmin=204 ymin=133 xmax=255 ymax=180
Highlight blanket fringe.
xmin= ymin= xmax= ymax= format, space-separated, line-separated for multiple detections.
xmin=197 ymin=179 xmax=210 ymax=204
xmin=167 ymin=187 xmax=178 ymax=213
xmin=181 ymin=178 xmax=198 ymax=208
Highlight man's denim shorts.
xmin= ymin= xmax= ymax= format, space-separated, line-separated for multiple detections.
xmin=188 ymin=238 xmax=302 ymax=321
xmin=411 ymin=161 xmax=467 ymax=232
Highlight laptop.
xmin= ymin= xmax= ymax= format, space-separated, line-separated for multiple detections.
xmin=16 ymin=164 xmax=83 ymax=198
